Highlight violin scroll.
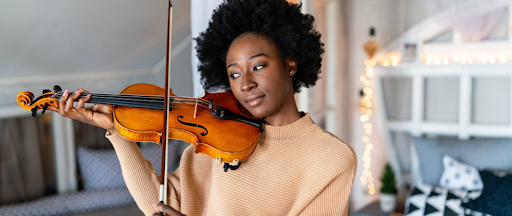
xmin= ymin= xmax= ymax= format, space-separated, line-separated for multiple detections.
xmin=16 ymin=85 xmax=62 ymax=117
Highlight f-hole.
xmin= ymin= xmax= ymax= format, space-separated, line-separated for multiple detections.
xmin=177 ymin=115 xmax=208 ymax=136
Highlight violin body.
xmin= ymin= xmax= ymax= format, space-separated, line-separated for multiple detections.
xmin=17 ymin=83 xmax=262 ymax=164
xmin=114 ymin=83 xmax=261 ymax=164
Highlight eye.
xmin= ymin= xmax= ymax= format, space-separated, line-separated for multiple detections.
xmin=253 ymin=65 xmax=264 ymax=71
xmin=230 ymin=73 xmax=240 ymax=79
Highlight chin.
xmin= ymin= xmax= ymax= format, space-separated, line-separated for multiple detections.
xmin=245 ymin=106 xmax=270 ymax=119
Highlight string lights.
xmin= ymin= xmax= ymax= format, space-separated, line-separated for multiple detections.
xmin=423 ymin=54 xmax=508 ymax=65
xmin=360 ymin=27 xmax=379 ymax=197
xmin=359 ymin=59 xmax=376 ymax=196
xmin=378 ymin=53 xmax=509 ymax=66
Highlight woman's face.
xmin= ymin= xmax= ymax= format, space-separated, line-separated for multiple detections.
xmin=225 ymin=33 xmax=295 ymax=119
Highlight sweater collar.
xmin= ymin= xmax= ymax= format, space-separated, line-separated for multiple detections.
xmin=261 ymin=113 xmax=317 ymax=143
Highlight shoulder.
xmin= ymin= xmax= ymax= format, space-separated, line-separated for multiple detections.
xmin=304 ymin=125 xmax=357 ymax=172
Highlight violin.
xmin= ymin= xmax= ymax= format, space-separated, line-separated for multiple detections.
xmin=16 ymin=83 xmax=262 ymax=166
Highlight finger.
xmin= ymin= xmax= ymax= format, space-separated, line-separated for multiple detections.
xmin=65 ymin=89 xmax=81 ymax=112
xmin=90 ymin=104 xmax=111 ymax=114
xmin=76 ymin=94 xmax=91 ymax=110
xmin=152 ymin=203 xmax=180 ymax=215
xmin=59 ymin=89 xmax=69 ymax=114
xmin=78 ymin=88 xmax=90 ymax=94
xmin=46 ymin=105 xmax=58 ymax=112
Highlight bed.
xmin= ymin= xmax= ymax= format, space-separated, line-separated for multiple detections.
xmin=371 ymin=1 xmax=512 ymax=215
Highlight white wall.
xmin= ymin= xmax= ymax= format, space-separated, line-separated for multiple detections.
xmin=345 ymin=0 xmax=410 ymax=211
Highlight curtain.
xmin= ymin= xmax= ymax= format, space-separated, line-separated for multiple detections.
xmin=419 ymin=0 xmax=507 ymax=43
xmin=0 ymin=115 xmax=55 ymax=205
xmin=190 ymin=0 xmax=223 ymax=97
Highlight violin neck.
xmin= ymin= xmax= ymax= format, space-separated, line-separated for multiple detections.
xmin=55 ymin=92 xmax=171 ymax=110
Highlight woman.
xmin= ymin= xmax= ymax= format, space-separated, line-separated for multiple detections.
xmin=49 ymin=0 xmax=356 ymax=215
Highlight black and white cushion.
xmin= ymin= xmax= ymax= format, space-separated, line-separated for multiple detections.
xmin=405 ymin=183 xmax=483 ymax=216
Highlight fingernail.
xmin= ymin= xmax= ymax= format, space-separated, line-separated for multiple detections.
xmin=86 ymin=94 xmax=91 ymax=97
xmin=63 ymin=89 xmax=68 ymax=96
xmin=75 ymin=89 xmax=81 ymax=95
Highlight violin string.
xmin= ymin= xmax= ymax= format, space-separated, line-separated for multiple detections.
xmin=54 ymin=92 xmax=213 ymax=105
xmin=84 ymin=92 xmax=212 ymax=104
xmin=86 ymin=98 xmax=212 ymax=111
xmin=76 ymin=96 xmax=213 ymax=113
xmin=53 ymin=92 xmax=214 ymax=109
xmin=72 ymin=93 xmax=213 ymax=107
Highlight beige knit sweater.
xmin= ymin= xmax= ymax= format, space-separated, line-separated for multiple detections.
xmin=106 ymin=113 xmax=357 ymax=216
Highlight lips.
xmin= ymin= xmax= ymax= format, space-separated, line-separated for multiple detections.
xmin=245 ymin=95 xmax=265 ymax=107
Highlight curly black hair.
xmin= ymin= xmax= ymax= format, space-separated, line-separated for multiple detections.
xmin=195 ymin=0 xmax=324 ymax=93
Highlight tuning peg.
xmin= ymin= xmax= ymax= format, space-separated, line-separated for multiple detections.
xmin=53 ymin=85 xmax=62 ymax=92
xmin=41 ymin=103 xmax=49 ymax=115
xmin=42 ymin=89 xmax=51 ymax=94
xmin=31 ymin=107 xmax=38 ymax=117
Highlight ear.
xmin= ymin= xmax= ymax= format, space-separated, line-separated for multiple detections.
xmin=285 ymin=57 xmax=297 ymax=76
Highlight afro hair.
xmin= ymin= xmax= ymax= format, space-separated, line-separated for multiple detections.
xmin=195 ymin=0 xmax=324 ymax=93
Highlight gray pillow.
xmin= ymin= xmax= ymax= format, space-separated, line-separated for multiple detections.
xmin=77 ymin=142 xmax=180 ymax=190
xmin=412 ymin=137 xmax=512 ymax=186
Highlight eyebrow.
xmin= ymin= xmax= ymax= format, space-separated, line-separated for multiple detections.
xmin=227 ymin=53 xmax=267 ymax=69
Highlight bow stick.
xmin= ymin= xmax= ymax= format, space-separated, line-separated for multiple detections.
xmin=160 ymin=0 xmax=173 ymax=213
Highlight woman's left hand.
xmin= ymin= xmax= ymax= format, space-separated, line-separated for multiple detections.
xmin=152 ymin=203 xmax=184 ymax=216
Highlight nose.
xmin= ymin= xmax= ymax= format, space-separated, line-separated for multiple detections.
xmin=241 ymin=72 xmax=257 ymax=92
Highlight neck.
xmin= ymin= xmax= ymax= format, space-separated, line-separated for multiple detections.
xmin=263 ymin=92 xmax=301 ymax=126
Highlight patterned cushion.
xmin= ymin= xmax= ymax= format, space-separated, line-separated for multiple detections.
xmin=406 ymin=183 xmax=464 ymax=216
xmin=462 ymin=170 xmax=512 ymax=216
xmin=405 ymin=183 xmax=483 ymax=216
xmin=77 ymin=141 xmax=180 ymax=190
xmin=440 ymin=155 xmax=483 ymax=191
xmin=0 ymin=188 xmax=135 ymax=216
xmin=77 ymin=146 xmax=126 ymax=189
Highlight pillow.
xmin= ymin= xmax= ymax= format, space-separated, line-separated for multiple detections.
xmin=405 ymin=183 xmax=465 ymax=216
xmin=462 ymin=170 xmax=512 ymax=216
xmin=77 ymin=142 xmax=180 ymax=190
xmin=405 ymin=183 xmax=484 ymax=216
xmin=412 ymin=137 xmax=512 ymax=186
xmin=440 ymin=155 xmax=483 ymax=191
xmin=77 ymin=146 xmax=125 ymax=189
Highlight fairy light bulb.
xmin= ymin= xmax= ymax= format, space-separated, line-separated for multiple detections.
xmin=360 ymin=53 xmax=376 ymax=200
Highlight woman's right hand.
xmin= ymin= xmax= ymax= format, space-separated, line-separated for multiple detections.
xmin=46 ymin=88 xmax=115 ymax=132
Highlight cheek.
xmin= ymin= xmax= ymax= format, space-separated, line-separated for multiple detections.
xmin=268 ymin=72 xmax=291 ymax=96
xmin=229 ymin=80 xmax=245 ymax=104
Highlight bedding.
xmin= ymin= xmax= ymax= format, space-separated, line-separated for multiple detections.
xmin=461 ymin=170 xmax=512 ymax=216
xmin=0 ymin=187 xmax=135 ymax=216
xmin=407 ymin=137 xmax=512 ymax=216
xmin=412 ymin=137 xmax=512 ymax=186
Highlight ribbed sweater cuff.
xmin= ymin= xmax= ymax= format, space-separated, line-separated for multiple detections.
xmin=105 ymin=130 xmax=136 ymax=148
